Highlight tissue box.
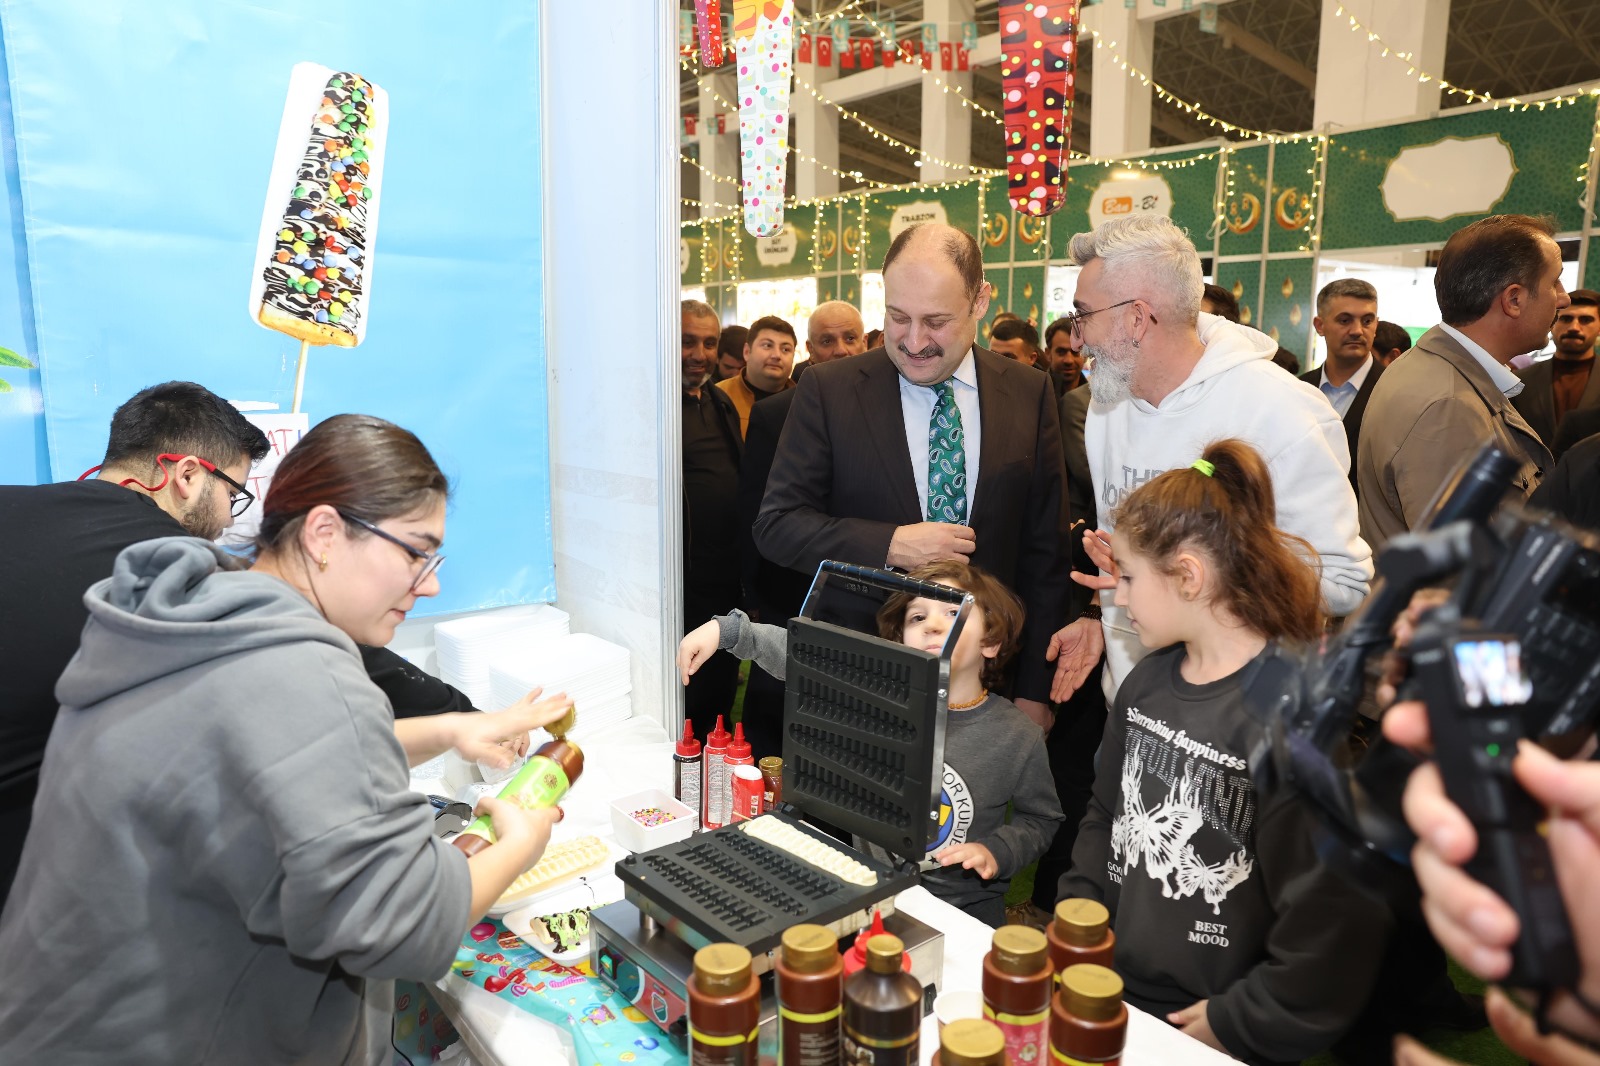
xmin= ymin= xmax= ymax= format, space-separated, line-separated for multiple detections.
xmin=609 ymin=788 xmax=697 ymax=853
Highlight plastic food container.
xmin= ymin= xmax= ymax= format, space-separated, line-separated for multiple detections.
xmin=609 ymin=787 xmax=698 ymax=852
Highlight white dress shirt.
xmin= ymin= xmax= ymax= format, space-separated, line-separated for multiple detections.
xmin=1439 ymin=323 xmax=1526 ymax=398
xmin=1318 ymin=355 xmax=1374 ymax=419
xmin=898 ymin=348 xmax=982 ymax=520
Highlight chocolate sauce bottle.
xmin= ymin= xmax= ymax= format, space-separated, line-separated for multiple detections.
xmin=982 ymin=925 xmax=1052 ymax=1066
xmin=689 ymin=943 xmax=760 ymax=1066
xmin=931 ymin=1018 xmax=1009 ymax=1066
xmin=1047 ymin=899 xmax=1115 ymax=977
xmin=777 ymin=924 xmax=843 ymax=1066
xmin=1049 ymin=965 xmax=1127 ymax=1066
xmin=841 ymin=934 xmax=922 ymax=1066
xmin=453 ymin=706 xmax=582 ymax=857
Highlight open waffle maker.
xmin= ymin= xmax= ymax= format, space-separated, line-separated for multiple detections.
xmin=613 ymin=561 xmax=974 ymax=955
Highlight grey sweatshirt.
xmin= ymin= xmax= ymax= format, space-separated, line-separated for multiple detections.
xmin=716 ymin=611 xmax=1063 ymax=923
xmin=0 ymin=538 xmax=472 ymax=1065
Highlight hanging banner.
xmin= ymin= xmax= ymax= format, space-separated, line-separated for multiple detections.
xmin=731 ymin=0 xmax=795 ymax=237
xmin=1000 ymin=0 xmax=1080 ymax=217
xmin=696 ymin=0 xmax=726 ymax=67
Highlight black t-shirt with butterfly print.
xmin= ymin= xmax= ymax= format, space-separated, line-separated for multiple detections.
xmin=1058 ymin=643 xmax=1391 ymax=1066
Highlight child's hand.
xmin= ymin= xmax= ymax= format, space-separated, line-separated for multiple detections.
xmin=934 ymin=842 xmax=998 ymax=879
xmin=678 ymin=619 xmax=722 ymax=685
xmin=1070 ymin=528 xmax=1118 ymax=591
xmin=1167 ymin=1000 xmax=1226 ymax=1053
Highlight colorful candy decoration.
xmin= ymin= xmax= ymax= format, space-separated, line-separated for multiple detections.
xmin=696 ymin=0 xmax=725 ymax=67
xmin=732 ymin=0 xmax=795 ymax=237
xmin=1000 ymin=1 xmax=1079 ymax=217
xmin=629 ymin=806 xmax=679 ymax=828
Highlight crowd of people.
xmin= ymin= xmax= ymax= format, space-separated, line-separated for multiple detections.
xmin=680 ymin=214 xmax=1600 ymax=1064
xmin=0 ymin=209 xmax=1594 ymax=1064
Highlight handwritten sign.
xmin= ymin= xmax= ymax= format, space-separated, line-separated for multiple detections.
xmin=219 ymin=411 xmax=309 ymax=548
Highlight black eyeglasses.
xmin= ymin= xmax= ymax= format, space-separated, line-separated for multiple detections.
xmin=338 ymin=511 xmax=446 ymax=590
xmin=1062 ymin=299 xmax=1153 ymax=339
xmin=198 ymin=460 xmax=256 ymax=518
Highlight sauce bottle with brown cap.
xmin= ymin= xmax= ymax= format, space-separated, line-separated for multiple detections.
xmin=689 ymin=943 xmax=760 ymax=1066
xmin=1049 ymin=965 xmax=1127 ymax=1066
xmin=777 ymin=924 xmax=843 ymax=1066
xmin=453 ymin=705 xmax=583 ymax=857
xmin=1047 ymin=899 xmax=1115 ymax=978
xmin=932 ymin=1018 xmax=1010 ymax=1066
xmin=982 ymin=925 xmax=1052 ymax=1066
xmin=842 ymin=934 xmax=922 ymax=1066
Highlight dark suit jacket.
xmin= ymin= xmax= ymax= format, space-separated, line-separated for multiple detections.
xmin=738 ymin=388 xmax=812 ymax=621
xmin=1056 ymin=385 xmax=1096 ymax=618
xmin=1513 ymin=357 xmax=1600 ymax=455
xmin=1555 ymin=405 xmax=1600 ymax=459
xmin=1300 ymin=358 xmax=1385 ymax=490
xmin=753 ymin=347 xmax=1071 ymax=702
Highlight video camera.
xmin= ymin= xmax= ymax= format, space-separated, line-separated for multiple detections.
xmin=1244 ymin=443 xmax=1600 ymax=991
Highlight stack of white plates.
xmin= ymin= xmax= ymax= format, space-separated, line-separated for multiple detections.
xmin=434 ymin=604 xmax=570 ymax=708
xmin=487 ymin=633 xmax=633 ymax=737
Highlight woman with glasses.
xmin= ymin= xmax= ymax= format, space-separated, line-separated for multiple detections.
xmin=0 ymin=414 xmax=569 ymax=1064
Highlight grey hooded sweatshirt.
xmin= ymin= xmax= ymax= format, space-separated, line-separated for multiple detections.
xmin=0 ymin=537 xmax=471 ymax=1065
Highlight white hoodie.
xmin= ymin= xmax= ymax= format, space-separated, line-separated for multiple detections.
xmin=1086 ymin=313 xmax=1373 ymax=697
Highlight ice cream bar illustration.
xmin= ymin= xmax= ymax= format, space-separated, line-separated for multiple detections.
xmin=249 ymin=63 xmax=388 ymax=410
xmin=1001 ymin=1 xmax=1078 ymax=217
xmin=732 ymin=0 xmax=794 ymax=238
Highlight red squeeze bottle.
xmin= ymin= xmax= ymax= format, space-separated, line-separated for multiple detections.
xmin=725 ymin=722 xmax=755 ymax=812
xmin=703 ymin=716 xmax=733 ymax=830
xmin=676 ymin=720 xmax=703 ymax=824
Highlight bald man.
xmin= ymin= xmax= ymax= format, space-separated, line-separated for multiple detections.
xmin=735 ymin=301 xmax=869 ymax=759
xmin=754 ymin=224 xmax=1069 ymax=727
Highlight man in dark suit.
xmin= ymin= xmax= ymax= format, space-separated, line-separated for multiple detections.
xmin=754 ymin=223 xmax=1069 ymax=728
xmin=1302 ymin=278 xmax=1385 ymax=490
xmin=1514 ymin=288 xmax=1600 ymax=458
xmin=736 ymin=302 xmax=868 ymax=758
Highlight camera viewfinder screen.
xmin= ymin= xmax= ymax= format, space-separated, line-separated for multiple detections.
xmin=1452 ymin=640 xmax=1535 ymax=708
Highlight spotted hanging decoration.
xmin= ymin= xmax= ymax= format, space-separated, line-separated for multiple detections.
xmin=1001 ymin=1 xmax=1079 ymax=217
xmin=733 ymin=0 xmax=794 ymax=237
xmin=696 ymin=0 xmax=725 ymax=67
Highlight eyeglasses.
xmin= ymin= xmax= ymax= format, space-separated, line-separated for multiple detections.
xmin=1062 ymin=299 xmax=1154 ymax=339
xmin=338 ymin=511 xmax=446 ymax=591
xmin=78 ymin=452 xmax=255 ymax=518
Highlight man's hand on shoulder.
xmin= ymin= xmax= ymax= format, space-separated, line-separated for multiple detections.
xmin=886 ymin=522 xmax=976 ymax=570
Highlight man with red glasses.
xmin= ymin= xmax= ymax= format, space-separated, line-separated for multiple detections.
xmin=0 ymin=381 xmax=268 ymax=907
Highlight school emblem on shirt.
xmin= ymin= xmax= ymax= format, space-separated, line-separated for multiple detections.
xmin=927 ymin=762 xmax=974 ymax=855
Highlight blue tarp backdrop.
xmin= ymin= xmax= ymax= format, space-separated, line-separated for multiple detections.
xmin=0 ymin=0 xmax=556 ymax=613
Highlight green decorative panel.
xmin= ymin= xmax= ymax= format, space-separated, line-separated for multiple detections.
xmin=680 ymin=222 xmax=705 ymax=287
xmin=1009 ymin=264 xmax=1047 ymax=328
xmin=1213 ymin=260 xmax=1262 ymax=329
xmin=837 ymin=273 xmax=861 ymax=309
xmin=1056 ymin=148 xmax=1221 ymax=247
xmin=1267 ymin=140 xmax=1321 ymax=255
xmin=1322 ymin=95 xmax=1598 ymax=250
xmin=738 ymin=209 xmax=814 ymax=281
xmin=1217 ymin=146 xmax=1270 ymax=259
xmin=1257 ymin=257 xmax=1317 ymax=367
xmin=862 ymin=184 xmax=982 ymax=273
xmin=810 ymin=201 xmax=844 ymax=276
xmin=816 ymin=273 xmax=841 ymax=303
xmin=978 ymin=176 xmax=1056 ymax=266
xmin=705 ymin=283 xmax=736 ymax=323
xmin=1587 ymin=237 xmax=1600 ymax=290
xmin=978 ymin=266 xmax=1012 ymax=344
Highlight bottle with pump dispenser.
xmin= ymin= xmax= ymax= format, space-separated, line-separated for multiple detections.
xmin=452 ymin=705 xmax=581 ymax=857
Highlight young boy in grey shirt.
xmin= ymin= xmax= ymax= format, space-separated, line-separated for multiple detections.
xmin=679 ymin=561 xmax=1062 ymax=927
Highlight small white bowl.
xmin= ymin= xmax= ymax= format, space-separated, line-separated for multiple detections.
xmin=609 ymin=788 xmax=698 ymax=853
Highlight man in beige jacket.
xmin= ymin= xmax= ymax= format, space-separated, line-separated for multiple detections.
xmin=1357 ymin=214 xmax=1563 ymax=552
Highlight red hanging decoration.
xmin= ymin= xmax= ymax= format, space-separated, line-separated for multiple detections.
xmin=1000 ymin=1 xmax=1079 ymax=217
xmin=696 ymin=0 xmax=725 ymax=67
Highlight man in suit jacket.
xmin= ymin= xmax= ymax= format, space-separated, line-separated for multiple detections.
xmin=735 ymin=303 xmax=868 ymax=759
xmin=1302 ymin=278 xmax=1386 ymax=490
xmin=1359 ymin=214 xmax=1562 ymax=553
xmin=754 ymin=223 xmax=1069 ymax=728
xmin=1513 ymin=288 xmax=1600 ymax=458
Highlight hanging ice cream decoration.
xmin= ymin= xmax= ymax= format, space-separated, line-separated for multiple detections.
xmin=732 ymin=0 xmax=795 ymax=237
xmin=1001 ymin=1 xmax=1079 ymax=217
xmin=696 ymin=0 xmax=725 ymax=67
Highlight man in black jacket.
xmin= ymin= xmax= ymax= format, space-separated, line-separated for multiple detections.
xmin=0 ymin=381 xmax=269 ymax=906
xmin=1301 ymin=278 xmax=1385 ymax=491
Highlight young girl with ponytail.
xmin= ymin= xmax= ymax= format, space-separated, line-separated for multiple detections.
xmin=1057 ymin=439 xmax=1389 ymax=1066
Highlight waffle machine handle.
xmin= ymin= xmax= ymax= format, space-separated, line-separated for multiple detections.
xmin=800 ymin=560 xmax=974 ymax=619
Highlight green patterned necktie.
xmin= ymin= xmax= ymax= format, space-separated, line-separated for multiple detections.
xmin=926 ymin=380 xmax=968 ymax=524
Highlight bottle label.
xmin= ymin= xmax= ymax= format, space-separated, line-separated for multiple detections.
xmin=780 ymin=1005 xmax=841 ymax=1066
xmin=689 ymin=1024 xmax=758 ymax=1066
xmin=984 ymin=1003 xmax=1049 ymax=1066
xmin=458 ymin=755 xmax=569 ymax=845
xmin=677 ymin=757 xmax=703 ymax=814
xmin=1050 ymin=1046 xmax=1117 ymax=1066
xmin=841 ymin=1026 xmax=918 ymax=1066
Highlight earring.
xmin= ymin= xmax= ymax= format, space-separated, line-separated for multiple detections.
xmin=1132 ymin=339 xmax=1140 ymax=348
xmin=318 ymin=553 xmax=328 ymax=572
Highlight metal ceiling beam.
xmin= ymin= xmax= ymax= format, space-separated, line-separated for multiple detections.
xmin=1216 ymin=17 xmax=1316 ymax=91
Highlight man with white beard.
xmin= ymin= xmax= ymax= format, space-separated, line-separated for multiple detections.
xmin=1044 ymin=215 xmax=1372 ymax=703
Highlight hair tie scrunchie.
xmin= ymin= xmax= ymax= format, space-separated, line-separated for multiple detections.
xmin=1191 ymin=458 xmax=1215 ymax=477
